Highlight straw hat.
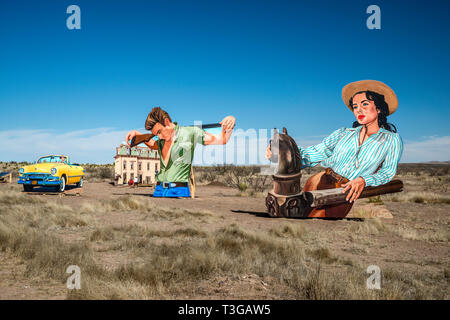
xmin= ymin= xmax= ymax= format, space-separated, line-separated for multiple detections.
xmin=342 ymin=80 xmax=398 ymax=115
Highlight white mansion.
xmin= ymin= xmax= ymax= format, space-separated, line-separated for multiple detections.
xmin=114 ymin=144 xmax=160 ymax=185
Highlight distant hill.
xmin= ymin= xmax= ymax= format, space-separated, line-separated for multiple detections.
xmin=425 ymin=161 xmax=450 ymax=164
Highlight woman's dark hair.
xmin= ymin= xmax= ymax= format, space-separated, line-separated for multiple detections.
xmin=349 ymin=90 xmax=397 ymax=132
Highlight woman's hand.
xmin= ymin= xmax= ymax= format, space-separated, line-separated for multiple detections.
xmin=266 ymin=145 xmax=272 ymax=159
xmin=125 ymin=130 xmax=142 ymax=146
xmin=220 ymin=116 xmax=236 ymax=131
xmin=341 ymin=177 xmax=366 ymax=202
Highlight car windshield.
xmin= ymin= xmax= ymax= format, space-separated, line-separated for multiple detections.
xmin=37 ymin=156 xmax=67 ymax=164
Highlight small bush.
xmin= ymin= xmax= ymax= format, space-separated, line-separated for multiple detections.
xmin=367 ymin=196 xmax=384 ymax=204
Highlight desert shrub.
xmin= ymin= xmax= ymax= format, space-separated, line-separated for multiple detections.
xmin=195 ymin=165 xmax=272 ymax=193
xmin=98 ymin=167 xmax=113 ymax=179
xmin=367 ymin=196 xmax=384 ymax=204
xmin=238 ymin=182 xmax=247 ymax=192
xmin=83 ymin=164 xmax=114 ymax=181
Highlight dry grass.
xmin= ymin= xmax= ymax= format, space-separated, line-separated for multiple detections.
xmin=1 ymin=189 xmax=446 ymax=300
xmin=347 ymin=214 xmax=448 ymax=243
xmin=0 ymin=191 xmax=95 ymax=229
xmin=385 ymin=191 xmax=450 ymax=204
xmin=348 ymin=218 xmax=386 ymax=235
xmin=89 ymin=228 xmax=115 ymax=242
xmin=0 ymin=221 xmax=101 ymax=280
xmin=0 ymin=162 xmax=449 ymax=300
xmin=269 ymin=223 xmax=308 ymax=239
xmin=394 ymin=227 xmax=449 ymax=243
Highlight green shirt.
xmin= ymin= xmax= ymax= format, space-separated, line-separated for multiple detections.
xmin=156 ymin=124 xmax=205 ymax=183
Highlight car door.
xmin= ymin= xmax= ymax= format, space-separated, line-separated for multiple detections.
xmin=66 ymin=157 xmax=77 ymax=184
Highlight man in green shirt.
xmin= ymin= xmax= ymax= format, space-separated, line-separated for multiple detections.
xmin=125 ymin=107 xmax=236 ymax=198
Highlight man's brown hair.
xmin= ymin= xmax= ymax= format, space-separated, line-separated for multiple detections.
xmin=145 ymin=107 xmax=172 ymax=131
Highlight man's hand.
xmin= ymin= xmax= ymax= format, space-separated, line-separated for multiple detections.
xmin=220 ymin=116 xmax=235 ymax=131
xmin=341 ymin=177 xmax=366 ymax=203
xmin=125 ymin=130 xmax=142 ymax=146
xmin=204 ymin=115 xmax=235 ymax=145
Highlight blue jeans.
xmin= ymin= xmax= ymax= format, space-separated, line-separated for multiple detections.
xmin=153 ymin=183 xmax=191 ymax=198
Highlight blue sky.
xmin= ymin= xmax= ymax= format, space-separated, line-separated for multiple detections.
xmin=1 ymin=0 xmax=449 ymax=163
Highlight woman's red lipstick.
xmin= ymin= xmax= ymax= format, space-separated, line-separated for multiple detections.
xmin=358 ymin=115 xmax=365 ymax=120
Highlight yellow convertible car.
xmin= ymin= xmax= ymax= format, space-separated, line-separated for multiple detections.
xmin=18 ymin=155 xmax=85 ymax=192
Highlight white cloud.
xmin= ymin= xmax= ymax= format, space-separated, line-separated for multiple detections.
xmin=0 ymin=128 xmax=129 ymax=164
xmin=401 ymin=135 xmax=450 ymax=163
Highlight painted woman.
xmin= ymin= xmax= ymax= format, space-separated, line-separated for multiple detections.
xmin=267 ymin=80 xmax=403 ymax=217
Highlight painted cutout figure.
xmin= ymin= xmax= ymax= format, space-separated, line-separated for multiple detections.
xmin=126 ymin=107 xmax=236 ymax=198
xmin=266 ymin=80 xmax=403 ymax=218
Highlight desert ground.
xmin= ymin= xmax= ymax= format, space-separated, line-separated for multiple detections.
xmin=0 ymin=163 xmax=448 ymax=299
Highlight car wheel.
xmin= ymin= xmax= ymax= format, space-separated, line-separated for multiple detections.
xmin=56 ymin=176 xmax=66 ymax=192
xmin=23 ymin=185 xmax=33 ymax=192
xmin=76 ymin=177 xmax=83 ymax=188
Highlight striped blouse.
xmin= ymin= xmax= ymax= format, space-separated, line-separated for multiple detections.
xmin=299 ymin=126 xmax=403 ymax=186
